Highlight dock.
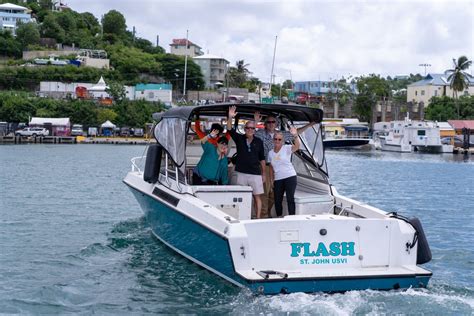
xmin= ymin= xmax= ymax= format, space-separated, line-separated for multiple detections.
xmin=0 ymin=135 xmax=155 ymax=145
xmin=0 ymin=135 xmax=77 ymax=144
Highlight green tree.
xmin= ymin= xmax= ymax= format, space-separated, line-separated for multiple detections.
xmin=0 ymin=93 xmax=36 ymax=122
xmin=282 ymin=79 xmax=294 ymax=90
xmin=226 ymin=60 xmax=251 ymax=88
xmin=15 ymin=22 xmax=40 ymax=48
xmin=40 ymin=13 xmax=65 ymax=43
xmin=133 ymin=38 xmax=165 ymax=54
xmin=106 ymin=81 xmax=126 ymax=103
xmin=0 ymin=30 xmax=21 ymax=57
xmin=102 ymin=10 xmax=127 ymax=43
xmin=106 ymin=44 xmax=161 ymax=80
xmin=241 ymin=77 xmax=261 ymax=93
xmin=425 ymin=96 xmax=457 ymax=121
xmin=354 ymin=75 xmax=390 ymax=123
xmin=97 ymin=108 xmax=118 ymax=124
xmin=156 ymin=54 xmax=204 ymax=91
xmin=445 ymin=55 xmax=472 ymax=118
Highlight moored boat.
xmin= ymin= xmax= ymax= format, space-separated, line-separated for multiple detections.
xmin=323 ymin=119 xmax=370 ymax=149
xmin=123 ymin=103 xmax=432 ymax=294
xmin=377 ymin=116 xmax=453 ymax=153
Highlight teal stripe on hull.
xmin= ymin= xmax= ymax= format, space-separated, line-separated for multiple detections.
xmin=248 ymin=275 xmax=430 ymax=294
xmin=128 ymin=186 xmax=431 ymax=295
xmin=129 ymin=188 xmax=247 ymax=286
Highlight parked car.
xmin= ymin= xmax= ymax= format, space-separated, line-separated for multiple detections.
xmin=134 ymin=128 xmax=144 ymax=137
xmin=120 ymin=127 xmax=130 ymax=137
xmin=71 ymin=124 xmax=84 ymax=136
xmin=87 ymin=127 xmax=97 ymax=137
xmin=15 ymin=127 xmax=49 ymax=137
xmin=441 ymin=135 xmax=474 ymax=147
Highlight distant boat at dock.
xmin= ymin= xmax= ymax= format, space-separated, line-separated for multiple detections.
xmin=322 ymin=119 xmax=370 ymax=149
xmin=375 ymin=115 xmax=453 ymax=153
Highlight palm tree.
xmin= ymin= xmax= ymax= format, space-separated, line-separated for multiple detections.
xmin=226 ymin=60 xmax=252 ymax=88
xmin=445 ymin=56 xmax=472 ymax=118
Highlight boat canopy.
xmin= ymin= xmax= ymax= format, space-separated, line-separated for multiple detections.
xmin=153 ymin=103 xmax=324 ymax=174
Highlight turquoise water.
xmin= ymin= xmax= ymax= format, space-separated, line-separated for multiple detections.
xmin=0 ymin=145 xmax=473 ymax=314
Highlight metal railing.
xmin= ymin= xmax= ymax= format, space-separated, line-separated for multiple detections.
xmin=131 ymin=156 xmax=146 ymax=173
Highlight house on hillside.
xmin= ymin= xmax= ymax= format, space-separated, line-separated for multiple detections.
xmin=193 ymin=54 xmax=229 ymax=89
xmin=0 ymin=2 xmax=32 ymax=35
xmin=170 ymin=38 xmax=203 ymax=57
xmin=407 ymin=73 xmax=474 ymax=106
xmin=294 ymin=80 xmax=357 ymax=97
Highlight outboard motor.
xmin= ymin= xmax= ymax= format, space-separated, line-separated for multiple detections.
xmin=409 ymin=217 xmax=432 ymax=264
xmin=144 ymin=144 xmax=162 ymax=183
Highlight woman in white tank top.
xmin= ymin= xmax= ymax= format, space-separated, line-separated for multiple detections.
xmin=268 ymin=127 xmax=300 ymax=216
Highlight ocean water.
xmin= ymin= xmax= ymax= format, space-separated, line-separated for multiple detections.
xmin=0 ymin=144 xmax=473 ymax=315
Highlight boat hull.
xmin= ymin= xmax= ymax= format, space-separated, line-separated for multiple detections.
xmin=126 ymin=183 xmax=432 ymax=294
xmin=323 ymin=138 xmax=370 ymax=149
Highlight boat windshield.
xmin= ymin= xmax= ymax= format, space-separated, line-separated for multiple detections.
xmin=154 ymin=117 xmax=187 ymax=173
xmin=295 ymin=122 xmax=327 ymax=175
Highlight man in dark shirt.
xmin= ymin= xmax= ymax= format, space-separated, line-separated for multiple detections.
xmin=227 ymin=106 xmax=266 ymax=219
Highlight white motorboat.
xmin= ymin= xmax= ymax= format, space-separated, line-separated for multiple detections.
xmin=378 ymin=116 xmax=453 ymax=153
xmin=123 ymin=103 xmax=432 ymax=294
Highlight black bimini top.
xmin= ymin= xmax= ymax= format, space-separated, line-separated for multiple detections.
xmin=152 ymin=103 xmax=324 ymax=123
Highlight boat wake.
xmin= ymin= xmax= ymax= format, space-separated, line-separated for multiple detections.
xmin=228 ymin=285 xmax=473 ymax=315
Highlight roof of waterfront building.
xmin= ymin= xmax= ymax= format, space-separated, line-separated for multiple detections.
xmin=448 ymin=120 xmax=474 ymax=130
xmin=170 ymin=39 xmax=201 ymax=48
xmin=29 ymin=117 xmax=70 ymax=126
xmin=193 ymin=54 xmax=229 ymax=62
xmin=0 ymin=3 xmax=28 ymax=11
xmin=409 ymin=73 xmax=474 ymax=87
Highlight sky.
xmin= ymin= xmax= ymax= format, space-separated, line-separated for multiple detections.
xmin=65 ymin=0 xmax=474 ymax=83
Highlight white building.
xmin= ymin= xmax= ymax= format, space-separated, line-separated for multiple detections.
xmin=134 ymin=84 xmax=172 ymax=103
xmin=193 ymin=54 xmax=229 ymax=89
xmin=0 ymin=3 xmax=32 ymax=35
xmin=407 ymin=73 xmax=474 ymax=106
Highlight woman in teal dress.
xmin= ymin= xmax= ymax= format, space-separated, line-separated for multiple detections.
xmin=193 ymin=126 xmax=229 ymax=185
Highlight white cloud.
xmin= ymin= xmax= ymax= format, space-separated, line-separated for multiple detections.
xmin=66 ymin=0 xmax=474 ymax=82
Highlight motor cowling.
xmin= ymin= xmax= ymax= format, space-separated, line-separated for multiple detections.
xmin=144 ymin=144 xmax=162 ymax=183
xmin=409 ymin=217 xmax=432 ymax=264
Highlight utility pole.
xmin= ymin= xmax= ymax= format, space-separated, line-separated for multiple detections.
xmin=183 ymin=30 xmax=189 ymax=102
xmin=419 ymin=63 xmax=431 ymax=76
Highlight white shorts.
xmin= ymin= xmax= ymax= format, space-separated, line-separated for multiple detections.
xmin=236 ymin=172 xmax=264 ymax=195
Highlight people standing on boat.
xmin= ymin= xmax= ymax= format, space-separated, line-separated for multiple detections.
xmin=193 ymin=127 xmax=229 ymax=185
xmin=254 ymin=113 xmax=316 ymax=218
xmin=227 ymin=106 xmax=266 ymax=219
xmin=268 ymin=128 xmax=300 ymax=217
xmin=193 ymin=118 xmax=231 ymax=146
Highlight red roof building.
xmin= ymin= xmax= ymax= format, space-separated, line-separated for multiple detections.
xmin=170 ymin=38 xmax=203 ymax=57
xmin=448 ymin=120 xmax=474 ymax=133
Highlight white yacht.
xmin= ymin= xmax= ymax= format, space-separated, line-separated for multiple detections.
xmin=378 ymin=116 xmax=453 ymax=153
xmin=123 ymin=103 xmax=432 ymax=294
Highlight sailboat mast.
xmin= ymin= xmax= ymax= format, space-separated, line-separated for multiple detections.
xmin=269 ymin=35 xmax=278 ymax=97
xmin=183 ymin=30 xmax=189 ymax=101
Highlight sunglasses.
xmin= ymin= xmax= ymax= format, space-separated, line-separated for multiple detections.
xmin=273 ymin=138 xmax=283 ymax=141
xmin=266 ymin=121 xmax=276 ymax=124
xmin=245 ymin=126 xmax=256 ymax=130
